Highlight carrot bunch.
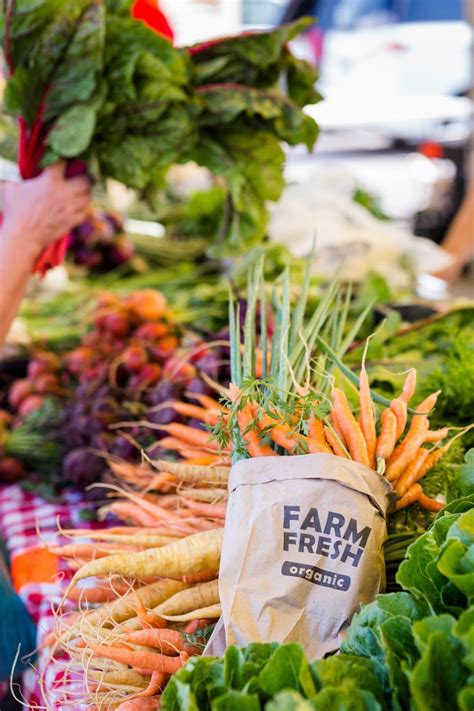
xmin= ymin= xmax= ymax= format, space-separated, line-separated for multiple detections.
xmin=215 ymin=258 xmax=472 ymax=516
xmin=46 ymin=518 xmax=223 ymax=709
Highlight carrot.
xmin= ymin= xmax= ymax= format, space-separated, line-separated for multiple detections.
xmin=331 ymin=388 xmax=370 ymax=466
xmin=98 ymin=502 xmax=161 ymax=527
xmin=67 ymin=580 xmax=187 ymax=634
xmin=181 ymin=570 xmax=218 ymax=584
xmin=188 ymin=393 xmax=223 ymax=411
xmin=375 ymin=408 xmax=398 ymax=473
xmin=84 ymin=641 xmax=185 ymax=674
xmin=324 ymin=426 xmax=348 ymax=458
xmin=395 ymin=483 xmax=422 ymax=510
xmin=160 ymin=423 xmax=223 ymax=452
xmin=178 ymin=489 xmax=227 ymax=504
xmin=109 ymin=461 xmax=156 ymax=483
xmin=389 ymin=369 xmax=417 ymax=439
xmin=401 ymin=368 xmax=417 ymax=402
xmin=417 ymin=491 xmax=444 ymax=512
xmin=159 ymin=603 xmax=221 ymax=622
xmin=185 ymin=454 xmax=226 ymax=466
xmin=307 ymin=414 xmax=332 ymax=455
xmin=65 ymin=528 xmax=224 ymax=595
xmin=155 ymin=580 xmax=219 ymax=618
xmin=184 ymin=619 xmax=210 ymax=634
xmin=88 ymin=670 xmax=149 ymax=689
xmin=386 ymin=392 xmax=439 ymax=482
xmin=124 ymin=629 xmax=185 ymax=654
xmin=423 ymin=427 xmax=449 ymax=443
xmin=237 ymin=405 xmax=277 ymax=457
xmin=49 ymin=544 xmax=114 ymax=560
xmin=157 ymin=460 xmax=230 ymax=482
xmin=137 ymin=671 xmax=168 ymax=698
xmin=180 ymin=498 xmax=226 ymax=519
xmin=394 ymin=448 xmax=431 ymax=498
xmin=99 ymin=484 xmax=179 ymax=524
xmin=358 ymin=360 xmax=376 ymax=468
xmin=168 ymin=401 xmax=220 ymax=426
xmin=67 ymin=584 xmax=132 ymax=604
xmin=116 ymin=696 xmax=161 ymax=711
xmin=390 ymin=398 xmax=408 ymax=441
xmin=147 ymin=472 xmax=177 ymax=492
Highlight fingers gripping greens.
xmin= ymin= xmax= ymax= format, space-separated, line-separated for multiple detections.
xmin=2 ymin=1 xmax=320 ymax=266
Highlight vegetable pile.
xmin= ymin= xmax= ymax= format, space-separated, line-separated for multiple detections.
xmin=215 ymin=262 xmax=471 ymax=514
xmin=160 ymin=490 xmax=474 ymax=711
xmin=3 ymin=0 xmax=319 ymax=272
xmin=0 ymin=288 xmax=232 ymax=493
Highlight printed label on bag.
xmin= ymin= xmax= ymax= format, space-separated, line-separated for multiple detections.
xmin=281 ymin=560 xmax=351 ymax=590
xmin=282 ymin=504 xmax=372 ymax=572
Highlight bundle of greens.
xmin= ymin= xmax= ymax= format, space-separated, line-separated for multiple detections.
xmin=2 ymin=0 xmax=319 ymax=272
xmin=161 ymin=491 xmax=474 ymax=711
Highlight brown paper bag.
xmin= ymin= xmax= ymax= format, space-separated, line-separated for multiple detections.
xmin=205 ymin=453 xmax=393 ymax=659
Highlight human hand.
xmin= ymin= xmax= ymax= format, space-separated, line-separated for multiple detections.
xmin=1 ymin=162 xmax=91 ymax=260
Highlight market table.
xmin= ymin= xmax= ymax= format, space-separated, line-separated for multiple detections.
xmin=0 ymin=485 xmax=101 ymax=710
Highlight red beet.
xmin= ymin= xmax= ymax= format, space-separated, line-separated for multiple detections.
xmin=122 ymin=344 xmax=148 ymax=373
xmin=133 ymin=322 xmax=169 ymax=340
xmin=104 ymin=312 xmax=130 ymax=338
xmin=18 ymin=395 xmax=45 ymax=418
xmin=9 ymin=379 xmax=34 ymax=408
xmin=0 ymin=456 xmax=26 ymax=483
xmin=33 ymin=373 xmax=59 ymax=394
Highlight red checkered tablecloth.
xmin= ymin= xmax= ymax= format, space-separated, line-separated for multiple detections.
xmin=0 ymin=485 xmax=101 ymax=710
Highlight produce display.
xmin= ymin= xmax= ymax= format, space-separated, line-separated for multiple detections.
xmin=1 ymin=2 xmax=473 ymax=709
xmin=3 ymin=0 xmax=319 ymax=273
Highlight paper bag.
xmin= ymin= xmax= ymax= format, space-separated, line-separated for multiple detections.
xmin=205 ymin=453 xmax=393 ymax=659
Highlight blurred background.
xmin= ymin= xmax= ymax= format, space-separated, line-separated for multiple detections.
xmin=161 ymin=0 xmax=473 ymax=295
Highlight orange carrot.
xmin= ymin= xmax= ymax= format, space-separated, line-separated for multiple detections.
xmin=324 ymin=425 xmax=348 ymax=458
xmin=331 ymin=388 xmax=369 ymax=466
xmin=417 ymin=491 xmax=444 ymax=512
xmin=376 ymin=408 xmax=398 ymax=463
xmin=237 ymin=405 xmax=277 ymax=457
xmin=180 ymin=498 xmax=226 ymax=520
xmin=169 ymin=402 xmax=220 ymax=426
xmin=401 ymin=368 xmax=417 ymax=402
xmin=358 ymin=362 xmax=376 ymax=468
xmin=147 ymin=472 xmax=177 ymax=492
xmin=390 ymin=398 xmax=408 ymax=441
xmin=184 ymin=619 xmax=209 ymax=634
xmin=66 ymin=584 xmax=131 ymax=604
xmin=307 ymin=414 xmax=333 ymax=454
xmin=423 ymin=428 xmax=449 ymax=443
xmin=395 ymin=483 xmax=422 ymax=510
xmin=84 ymin=641 xmax=186 ymax=674
xmin=137 ymin=671 xmax=168 ymax=698
xmin=124 ymin=629 xmax=185 ymax=654
xmin=99 ymin=502 xmax=161 ymax=527
xmin=386 ymin=392 xmax=439 ymax=482
xmin=394 ymin=448 xmax=431 ymax=498
xmin=389 ymin=369 xmax=417 ymax=439
xmin=161 ymin=423 xmax=222 ymax=452
xmin=189 ymin=393 xmax=223 ymax=411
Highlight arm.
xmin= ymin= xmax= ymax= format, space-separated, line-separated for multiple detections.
xmin=0 ymin=163 xmax=90 ymax=345
xmin=433 ymin=186 xmax=474 ymax=281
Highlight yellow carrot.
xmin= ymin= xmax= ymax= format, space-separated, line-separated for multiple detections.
xmin=154 ymin=580 xmax=219 ymax=617
xmin=159 ymin=603 xmax=221 ymax=622
xmin=65 ymin=528 xmax=224 ymax=596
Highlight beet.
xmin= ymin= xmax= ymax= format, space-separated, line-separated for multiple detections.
xmin=110 ymin=436 xmax=137 ymax=460
xmin=0 ymin=456 xmax=26 ymax=483
xmin=63 ymin=448 xmax=105 ymax=488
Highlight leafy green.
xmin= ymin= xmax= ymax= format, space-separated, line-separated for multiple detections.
xmin=3 ymin=2 xmax=319 ymax=255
